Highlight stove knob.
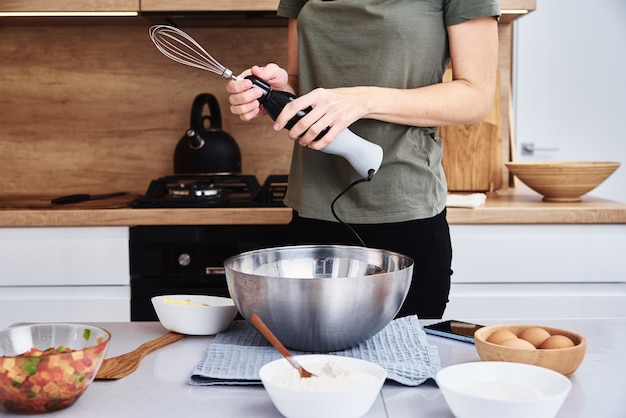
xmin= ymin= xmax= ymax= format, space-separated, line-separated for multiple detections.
xmin=178 ymin=253 xmax=191 ymax=267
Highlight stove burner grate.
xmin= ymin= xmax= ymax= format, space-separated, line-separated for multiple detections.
xmin=132 ymin=174 xmax=287 ymax=208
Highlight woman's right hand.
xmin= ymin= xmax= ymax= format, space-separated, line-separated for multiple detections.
xmin=226 ymin=63 xmax=290 ymax=122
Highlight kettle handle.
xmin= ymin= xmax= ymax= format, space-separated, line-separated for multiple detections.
xmin=190 ymin=93 xmax=222 ymax=132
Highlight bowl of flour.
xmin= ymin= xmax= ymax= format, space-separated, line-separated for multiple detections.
xmin=436 ymin=361 xmax=571 ymax=418
xmin=258 ymin=354 xmax=386 ymax=418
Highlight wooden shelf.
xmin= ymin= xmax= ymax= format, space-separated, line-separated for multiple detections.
xmin=1 ymin=0 xmax=534 ymax=17
xmin=141 ymin=0 xmax=279 ymax=12
xmin=499 ymin=0 xmax=537 ymax=23
xmin=0 ymin=0 xmax=138 ymax=13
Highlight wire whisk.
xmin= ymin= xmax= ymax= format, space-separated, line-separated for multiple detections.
xmin=149 ymin=25 xmax=241 ymax=81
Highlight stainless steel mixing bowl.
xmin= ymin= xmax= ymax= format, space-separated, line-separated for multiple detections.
xmin=224 ymin=245 xmax=414 ymax=352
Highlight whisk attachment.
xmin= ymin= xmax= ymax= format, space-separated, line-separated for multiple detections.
xmin=148 ymin=24 xmax=383 ymax=182
xmin=149 ymin=25 xmax=239 ymax=80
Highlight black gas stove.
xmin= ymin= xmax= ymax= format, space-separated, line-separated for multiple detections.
xmin=130 ymin=173 xmax=290 ymax=321
xmin=131 ymin=174 xmax=288 ymax=208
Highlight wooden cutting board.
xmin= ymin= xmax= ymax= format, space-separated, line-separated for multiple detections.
xmin=440 ymin=69 xmax=503 ymax=192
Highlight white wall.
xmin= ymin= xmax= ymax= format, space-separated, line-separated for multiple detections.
xmin=514 ymin=0 xmax=626 ymax=203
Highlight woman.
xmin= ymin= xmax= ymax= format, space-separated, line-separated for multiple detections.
xmin=227 ymin=0 xmax=500 ymax=318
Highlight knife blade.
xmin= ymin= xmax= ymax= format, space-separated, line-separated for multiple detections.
xmin=51 ymin=192 xmax=127 ymax=205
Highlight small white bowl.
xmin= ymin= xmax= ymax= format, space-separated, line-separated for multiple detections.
xmin=259 ymin=354 xmax=386 ymax=418
xmin=151 ymin=294 xmax=237 ymax=335
xmin=436 ymin=361 xmax=571 ymax=418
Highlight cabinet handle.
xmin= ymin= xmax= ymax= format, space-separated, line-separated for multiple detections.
xmin=521 ymin=142 xmax=560 ymax=156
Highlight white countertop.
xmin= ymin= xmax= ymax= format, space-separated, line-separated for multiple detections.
xmin=2 ymin=319 xmax=624 ymax=417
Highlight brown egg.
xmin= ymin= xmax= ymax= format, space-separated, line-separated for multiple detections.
xmin=539 ymin=335 xmax=575 ymax=349
xmin=487 ymin=330 xmax=518 ymax=345
xmin=518 ymin=327 xmax=552 ymax=348
xmin=499 ymin=337 xmax=537 ymax=350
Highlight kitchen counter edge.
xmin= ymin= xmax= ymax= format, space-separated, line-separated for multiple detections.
xmin=1 ymin=189 xmax=625 ymax=227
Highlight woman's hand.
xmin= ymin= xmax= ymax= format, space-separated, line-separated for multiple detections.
xmin=226 ymin=63 xmax=290 ymax=122
xmin=275 ymin=86 xmax=368 ymax=150
xmin=227 ymin=62 xmax=365 ymax=151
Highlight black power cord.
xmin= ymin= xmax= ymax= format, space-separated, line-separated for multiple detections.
xmin=330 ymin=169 xmax=376 ymax=247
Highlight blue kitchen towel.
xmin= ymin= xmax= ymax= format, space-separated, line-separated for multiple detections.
xmin=189 ymin=315 xmax=440 ymax=386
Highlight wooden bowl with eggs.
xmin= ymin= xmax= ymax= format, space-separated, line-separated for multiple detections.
xmin=474 ymin=324 xmax=587 ymax=376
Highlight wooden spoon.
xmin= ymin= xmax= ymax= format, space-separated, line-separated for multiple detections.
xmin=95 ymin=331 xmax=185 ymax=380
xmin=250 ymin=313 xmax=315 ymax=378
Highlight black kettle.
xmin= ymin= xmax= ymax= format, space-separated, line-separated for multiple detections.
xmin=174 ymin=93 xmax=242 ymax=175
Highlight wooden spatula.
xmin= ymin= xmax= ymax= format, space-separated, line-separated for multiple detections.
xmin=250 ymin=313 xmax=315 ymax=378
xmin=95 ymin=331 xmax=185 ymax=380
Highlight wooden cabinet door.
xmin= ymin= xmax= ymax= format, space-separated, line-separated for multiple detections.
xmin=0 ymin=0 xmax=138 ymax=12
xmin=140 ymin=0 xmax=278 ymax=12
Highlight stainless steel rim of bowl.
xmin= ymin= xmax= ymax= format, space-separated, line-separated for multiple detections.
xmin=224 ymin=244 xmax=414 ymax=276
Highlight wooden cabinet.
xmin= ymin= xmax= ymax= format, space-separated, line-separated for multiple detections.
xmin=0 ymin=0 xmax=530 ymax=16
xmin=140 ymin=0 xmax=530 ymax=15
xmin=499 ymin=0 xmax=537 ymax=23
xmin=141 ymin=0 xmax=278 ymax=12
xmin=0 ymin=0 xmax=138 ymax=13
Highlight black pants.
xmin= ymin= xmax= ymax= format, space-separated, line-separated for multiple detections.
xmin=285 ymin=209 xmax=452 ymax=319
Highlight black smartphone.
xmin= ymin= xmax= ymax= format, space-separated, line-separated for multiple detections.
xmin=423 ymin=320 xmax=484 ymax=344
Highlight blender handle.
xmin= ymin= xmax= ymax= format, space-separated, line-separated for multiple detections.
xmin=246 ymin=75 xmax=383 ymax=178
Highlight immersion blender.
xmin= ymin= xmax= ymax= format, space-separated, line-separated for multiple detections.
xmin=244 ymin=76 xmax=383 ymax=178
xmin=149 ymin=25 xmax=383 ymax=178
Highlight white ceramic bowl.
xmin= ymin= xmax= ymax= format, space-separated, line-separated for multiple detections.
xmin=151 ymin=294 xmax=237 ymax=335
xmin=259 ymin=354 xmax=386 ymax=418
xmin=436 ymin=361 xmax=571 ymax=418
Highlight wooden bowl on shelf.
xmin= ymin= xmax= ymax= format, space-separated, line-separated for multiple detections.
xmin=505 ymin=161 xmax=620 ymax=202
xmin=474 ymin=324 xmax=587 ymax=376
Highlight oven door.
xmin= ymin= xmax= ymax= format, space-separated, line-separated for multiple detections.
xmin=129 ymin=225 xmax=288 ymax=321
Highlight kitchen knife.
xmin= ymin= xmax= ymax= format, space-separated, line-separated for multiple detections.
xmin=51 ymin=192 xmax=127 ymax=205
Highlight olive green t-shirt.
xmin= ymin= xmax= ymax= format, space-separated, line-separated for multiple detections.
xmin=278 ymin=0 xmax=500 ymax=223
